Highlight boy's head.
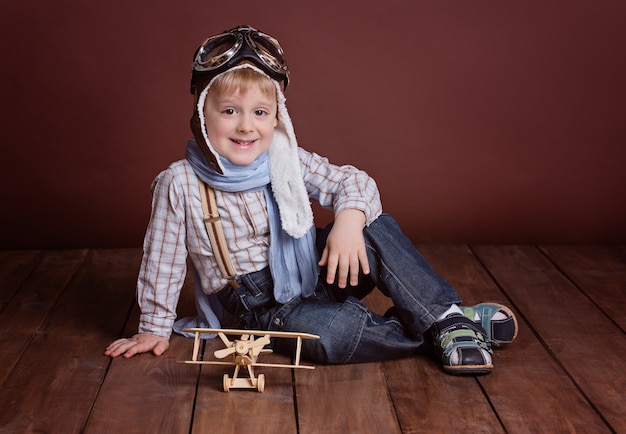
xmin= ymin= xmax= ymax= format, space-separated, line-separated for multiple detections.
xmin=187 ymin=26 xmax=314 ymax=237
xmin=190 ymin=25 xmax=290 ymax=174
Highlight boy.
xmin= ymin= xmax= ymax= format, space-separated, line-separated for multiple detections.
xmin=105 ymin=25 xmax=517 ymax=374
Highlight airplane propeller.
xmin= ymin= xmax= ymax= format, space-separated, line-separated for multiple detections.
xmin=214 ymin=335 xmax=271 ymax=360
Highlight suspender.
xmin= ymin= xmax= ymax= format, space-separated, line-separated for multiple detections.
xmin=198 ymin=177 xmax=240 ymax=289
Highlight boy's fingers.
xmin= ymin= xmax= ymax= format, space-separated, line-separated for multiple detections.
xmin=349 ymin=255 xmax=360 ymax=286
xmin=123 ymin=340 xmax=153 ymax=358
xmin=105 ymin=335 xmax=169 ymax=358
xmin=105 ymin=338 xmax=142 ymax=358
xmin=123 ymin=345 xmax=140 ymax=358
xmin=359 ymin=249 xmax=370 ymax=275
xmin=318 ymin=248 xmax=329 ymax=267
xmin=338 ymin=255 xmax=353 ymax=287
xmin=322 ymin=250 xmax=338 ymax=284
xmin=104 ymin=339 xmax=129 ymax=357
xmin=325 ymin=260 xmax=337 ymax=284
xmin=153 ymin=340 xmax=170 ymax=356
xmin=323 ymin=251 xmax=370 ymax=287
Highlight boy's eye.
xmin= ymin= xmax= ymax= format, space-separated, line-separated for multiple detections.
xmin=223 ymin=109 xmax=236 ymax=115
xmin=255 ymin=110 xmax=267 ymax=116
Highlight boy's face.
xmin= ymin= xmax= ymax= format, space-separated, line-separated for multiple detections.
xmin=204 ymin=86 xmax=278 ymax=167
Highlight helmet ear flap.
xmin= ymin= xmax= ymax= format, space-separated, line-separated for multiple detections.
xmin=190 ymin=69 xmax=214 ymax=94
xmin=190 ymin=80 xmax=224 ymax=175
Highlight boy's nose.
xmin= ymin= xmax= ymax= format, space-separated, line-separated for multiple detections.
xmin=238 ymin=115 xmax=254 ymax=133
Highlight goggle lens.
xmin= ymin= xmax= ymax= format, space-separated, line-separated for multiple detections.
xmin=248 ymin=32 xmax=286 ymax=70
xmin=196 ymin=34 xmax=241 ymax=69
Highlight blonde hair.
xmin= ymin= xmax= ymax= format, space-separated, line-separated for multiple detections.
xmin=209 ymin=67 xmax=277 ymax=100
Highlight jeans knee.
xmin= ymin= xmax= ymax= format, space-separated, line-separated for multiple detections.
xmin=278 ymin=297 xmax=368 ymax=364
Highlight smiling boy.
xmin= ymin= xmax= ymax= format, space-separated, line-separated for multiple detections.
xmin=105 ymin=25 xmax=517 ymax=375
xmin=204 ymin=69 xmax=278 ymax=166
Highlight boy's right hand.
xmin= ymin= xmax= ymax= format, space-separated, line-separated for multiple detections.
xmin=104 ymin=334 xmax=170 ymax=358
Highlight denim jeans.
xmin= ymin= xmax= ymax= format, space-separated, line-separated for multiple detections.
xmin=217 ymin=214 xmax=461 ymax=364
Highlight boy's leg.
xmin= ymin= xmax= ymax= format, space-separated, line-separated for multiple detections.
xmin=217 ymin=217 xmax=514 ymax=369
xmin=352 ymin=213 xmax=462 ymax=336
xmin=272 ymin=214 xmax=462 ymax=365
xmin=273 ymin=292 xmax=424 ymax=364
xmin=217 ymin=266 xmax=423 ymax=364
xmin=313 ymin=214 xmax=494 ymax=372
xmin=356 ymin=214 xmax=517 ymax=374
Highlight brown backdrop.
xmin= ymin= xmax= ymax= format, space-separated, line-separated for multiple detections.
xmin=2 ymin=1 xmax=625 ymax=248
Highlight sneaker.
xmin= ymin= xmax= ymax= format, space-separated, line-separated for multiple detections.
xmin=431 ymin=314 xmax=493 ymax=375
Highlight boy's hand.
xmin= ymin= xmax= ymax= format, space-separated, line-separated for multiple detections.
xmin=318 ymin=209 xmax=370 ymax=288
xmin=104 ymin=334 xmax=170 ymax=358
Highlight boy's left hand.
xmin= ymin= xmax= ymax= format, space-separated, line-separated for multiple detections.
xmin=318 ymin=209 xmax=370 ymax=288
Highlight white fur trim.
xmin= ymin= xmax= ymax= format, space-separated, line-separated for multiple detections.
xmin=269 ymin=130 xmax=314 ymax=238
xmin=197 ymin=84 xmax=224 ymax=173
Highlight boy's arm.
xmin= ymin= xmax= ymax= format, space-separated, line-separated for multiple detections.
xmin=299 ymin=148 xmax=382 ymax=287
xmin=136 ymin=168 xmax=189 ymax=338
xmin=105 ymin=167 xmax=189 ymax=358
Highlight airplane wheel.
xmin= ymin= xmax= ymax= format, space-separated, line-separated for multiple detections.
xmin=223 ymin=374 xmax=230 ymax=392
xmin=257 ymin=374 xmax=265 ymax=393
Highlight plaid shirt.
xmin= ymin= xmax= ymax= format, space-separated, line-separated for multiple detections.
xmin=137 ymin=147 xmax=382 ymax=337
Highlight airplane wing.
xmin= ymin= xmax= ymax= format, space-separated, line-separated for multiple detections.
xmin=182 ymin=327 xmax=320 ymax=340
xmin=180 ymin=327 xmax=320 ymax=367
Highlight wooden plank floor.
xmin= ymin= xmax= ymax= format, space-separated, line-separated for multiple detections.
xmin=0 ymin=245 xmax=624 ymax=433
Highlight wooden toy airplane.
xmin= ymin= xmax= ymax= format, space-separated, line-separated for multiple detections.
xmin=179 ymin=328 xmax=320 ymax=392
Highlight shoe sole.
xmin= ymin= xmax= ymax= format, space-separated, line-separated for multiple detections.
xmin=443 ymin=364 xmax=493 ymax=375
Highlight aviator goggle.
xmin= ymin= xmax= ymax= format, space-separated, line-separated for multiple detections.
xmin=192 ymin=25 xmax=289 ymax=90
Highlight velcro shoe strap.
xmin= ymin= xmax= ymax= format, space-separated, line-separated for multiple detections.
xmin=433 ymin=315 xmax=488 ymax=339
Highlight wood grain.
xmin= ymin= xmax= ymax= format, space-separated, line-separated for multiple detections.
xmin=472 ymin=244 xmax=623 ymax=433
xmin=0 ymin=246 xmax=622 ymax=433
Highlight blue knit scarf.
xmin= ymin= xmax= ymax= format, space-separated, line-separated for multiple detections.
xmin=186 ymin=140 xmax=318 ymax=303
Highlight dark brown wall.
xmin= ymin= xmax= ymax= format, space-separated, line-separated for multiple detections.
xmin=2 ymin=1 xmax=625 ymax=248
